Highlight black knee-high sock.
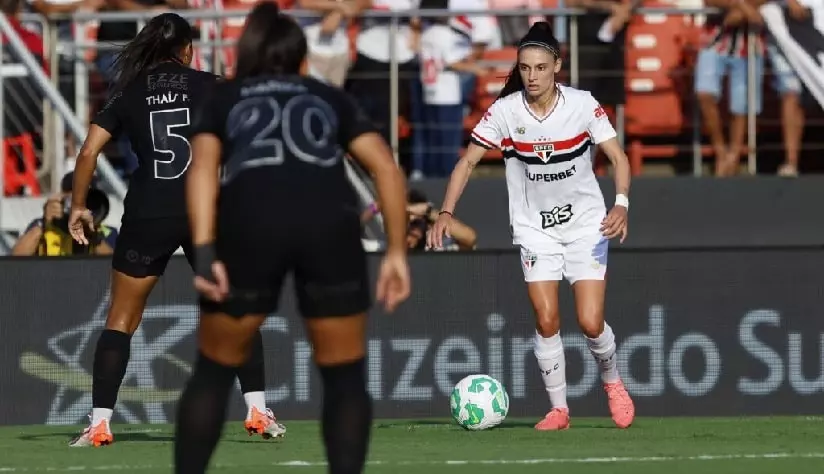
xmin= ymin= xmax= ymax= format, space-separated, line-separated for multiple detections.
xmin=92 ymin=329 xmax=132 ymax=409
xmin=319 ymin=358 xmax=373 ymax=474
xmin=236 ymin=330 xmax=265 ymax=394
xmin=174 ymin=353 xmax=235 ymax=474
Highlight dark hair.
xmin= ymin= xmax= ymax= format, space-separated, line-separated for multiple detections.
xmin=498 ymin=22 xmax=562 ymax=100
xmin=235 ymin=3 xmax=308 ymax=79
xmin=408 ymin=189 xmax=429 ymax=205
xmin=110 ymin=13 xmax=193 ymax=93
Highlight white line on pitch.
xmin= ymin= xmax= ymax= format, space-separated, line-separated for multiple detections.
xmin=1 ymin=452 xmax=823 ymax=471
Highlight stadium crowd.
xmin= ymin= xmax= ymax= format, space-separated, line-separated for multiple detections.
xmin=1 ymin=0 xmax=819 ymax=255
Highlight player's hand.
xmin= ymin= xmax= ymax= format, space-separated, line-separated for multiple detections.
xmin=600 ymin=205 xmax=628 ymax=243
xmin=68 ymin=207 xmax=94 ymax=245
xmin=427 ymin=212 xmax=452 ymax=250
xmin=375 ymin=251 xmax=410 ymax=313
xmin=194 ymin=261 xmax=230 ymax=302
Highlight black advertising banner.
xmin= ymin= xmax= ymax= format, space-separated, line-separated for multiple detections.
xmin=1 ymin=250 xmax=822 ymax=426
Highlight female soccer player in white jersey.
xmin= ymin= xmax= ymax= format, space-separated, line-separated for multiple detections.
xmin=428 ymin=21 xmax=634 ymax=431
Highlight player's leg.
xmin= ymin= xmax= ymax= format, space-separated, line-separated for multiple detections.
xmin=565 ymin=233 xmax=634 ymax=428
xmin=521 ymin=246 xmax=569 ymax=431
xmin=175 ymin=311 xmax=267 ymax=474
xmin=181 ymin=239 xmax=285 ymax=440
xmin=175 ymin=231 xmax=284 ymax=474
xmin=295 ymin=215 xmax=372 ymax=474
xmin=70 ymin=220 xmax=171 ymax=447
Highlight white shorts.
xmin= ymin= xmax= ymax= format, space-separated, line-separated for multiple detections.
xmin=519 ymin=232 xmax=608 ymax=284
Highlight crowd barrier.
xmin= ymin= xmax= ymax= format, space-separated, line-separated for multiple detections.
xmin=1 ymin=249 xmax=822 ymax=426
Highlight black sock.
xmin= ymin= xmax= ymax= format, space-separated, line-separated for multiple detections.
xmin=174 ymin=353 xmax=235 ymax=474
xmin=236 ymin=330 xmax=265 ymax=394
xmin=92 ymin=329 xmax=132 ymax=410
xmin=319 ymin=358 xmax=373 ymax=474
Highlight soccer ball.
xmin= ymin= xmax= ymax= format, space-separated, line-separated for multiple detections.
xmin=450 ymin=374 xmax=509 ymax=430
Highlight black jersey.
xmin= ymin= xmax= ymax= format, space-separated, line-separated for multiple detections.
xmin=189 ymin=74 xmax=378 ymax=217
xmin=92 ymin=62 xmax=218 ymax=219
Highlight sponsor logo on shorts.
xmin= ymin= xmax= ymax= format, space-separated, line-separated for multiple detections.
xmin=540 ymin=204 xmax=573 ymax=229
xmin=525 ymin=165 xmax=576 ymax=183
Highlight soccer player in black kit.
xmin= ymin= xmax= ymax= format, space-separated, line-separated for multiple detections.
xmin=173 ymin=3 xmax=411 ymax=474
xmin=67 ymin=13 xmax=285 ymax=447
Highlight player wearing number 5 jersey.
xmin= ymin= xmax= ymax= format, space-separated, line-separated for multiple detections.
xmin=67 ymin=13 xmax=284 ymax=447
xmin=429 ymin=22 xmax=635 ymax=431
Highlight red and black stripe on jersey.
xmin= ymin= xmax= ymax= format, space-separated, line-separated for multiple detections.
xmin=471 ymin=131 xmax=592 ymax=166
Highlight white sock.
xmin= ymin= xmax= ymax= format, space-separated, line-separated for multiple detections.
xmin=586 ymin=322 xmax=620 ymax=384
xmin=243 ymin=391 xmax=267 ymax=419
xmin=91 ymin=408 xmax=113 ymax=427
xmin=534 ymin=331 xmax=568 ymax=410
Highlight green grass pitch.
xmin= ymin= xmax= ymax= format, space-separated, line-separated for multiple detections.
xmin=1 ymin=417 xmax=823 ymax=473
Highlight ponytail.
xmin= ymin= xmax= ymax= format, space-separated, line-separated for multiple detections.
xmin=497 ymin=63 xmax=524 ymax=100
xmin=109 ymin=13 xmax=193 ymax=93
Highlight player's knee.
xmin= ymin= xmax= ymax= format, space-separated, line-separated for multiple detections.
xmin=578 ymin=316 xmax=605 ymax=339
xmin=199 ymin=314 xmax=265 ymax=367
xmin=104 ymin=310 xmax=143 ymax=334
xmin=534 ymin=313 xmax=560 ymax=338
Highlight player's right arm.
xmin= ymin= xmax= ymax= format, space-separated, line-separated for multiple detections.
xmin=69 ymin=93 xmax=120 ymax=245
xmin=428 ymin=101 xmax=505 ymax=250
xmin=187 ymin=85 xmax=231 ymax=302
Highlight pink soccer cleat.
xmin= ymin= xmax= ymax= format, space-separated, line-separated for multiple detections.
xmin=534 ymin=407 xmax=570 ymax=431
xmin=604 ymin=381 xmax=635 ymax=428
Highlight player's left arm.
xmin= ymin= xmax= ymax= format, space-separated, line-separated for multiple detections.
xmin=587 ymin=96 xmax=630 ymax=243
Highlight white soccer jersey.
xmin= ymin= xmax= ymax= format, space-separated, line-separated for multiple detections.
xmin=420 ymin=23 xmax=473 ymax=105
xmin=471 ymin=85 xmax=617 ymax=247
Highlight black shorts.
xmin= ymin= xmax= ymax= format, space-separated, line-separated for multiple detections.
xmin=112 ymin=217 xmax=193 ymax=277
xmin=200 ymin=211 xmax=370 ymax=319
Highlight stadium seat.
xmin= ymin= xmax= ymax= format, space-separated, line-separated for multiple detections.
xmin=3 ymin=134 xmax=41 ymax=197
xmin=623 ymin=2 xmax=690 ymax=174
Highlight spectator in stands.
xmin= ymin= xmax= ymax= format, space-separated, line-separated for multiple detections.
xmin=27 ymin=0 xmax=105 ymax=159
xmin=2 ymin=0 xmax=47 ymax=140
xmin=418 ymin=0 xmax=490 ymax=177
xmin=95 ymin=0 xmax=189 ymax=176
xmin=344 ymin=0 xmax=420 ymax=149
xmin=767 ymin=0 xmax=808 ymax=177
xmin=567 ymin=0 xmax=634 ymax=174
xmin=10 ymin=171 xmax=117 ymax=256
xmin=487 ymin=0 xmax=542 ymax=46
xmin=298 ymin=0 xmax=365 ymax=87
xmin=409 ymin=0 xmax=498 ymax=180
xmin=361 ymin=189 xmax=477 ymax=250
xmin=695 ymin=0 xmax=765 ymax=177
xmin=406 ymin=189 xmax=476 ymax=250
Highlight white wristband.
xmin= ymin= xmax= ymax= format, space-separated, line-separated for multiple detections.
xmin=615 ymin=194 xmax=629 ymax=209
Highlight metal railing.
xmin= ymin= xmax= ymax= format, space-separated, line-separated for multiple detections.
xmin=61 ymin=7 xmax=760 ymax=176
xmin=3 ymin=6 xmax=766 ymax=204
xmin=1 ymin=13 xmax=128 ymax=197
